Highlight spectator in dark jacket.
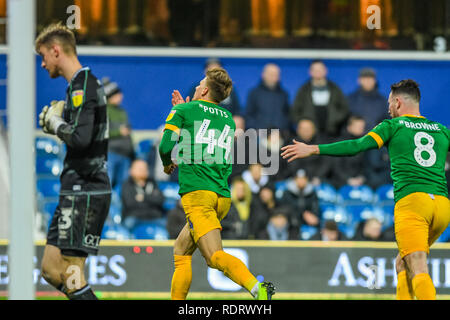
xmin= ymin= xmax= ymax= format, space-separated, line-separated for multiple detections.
xmin=228 ymin=116 xmax=249 ymax=182
xmin=280 ymin=169 xmax=320 ymax=229
xmin=245 ymin=63 xmax=291 ymax=133
xmin=121 ymin=160 xmax=165 ymax=230
xmin=253 ymin=185 xmax=277 ymax=238
xmin=103 ymin=77 xmax=135 ymax=189
xmin=258 ymin=206 xmax=299 ymax=241
xmin=331 ymin=116 xmax=368 ymax=188
xmin=364 ymin=146 xmax=392 ymax=190
xmin=310 ymin=220 xmax=347 ymax=241
xmin=291 ymin=60 xmax=349 ymax=140
xmin=166 ymin=199 xmax=186 ymax=239
xmin=347 ymin=67 xmax=389 ymax=133
xmin=288 ymin=118 xmax=334 ymax=186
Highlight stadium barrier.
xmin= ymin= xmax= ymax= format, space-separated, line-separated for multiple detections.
xmin=1 ymin=240 xmax=450 ymax=299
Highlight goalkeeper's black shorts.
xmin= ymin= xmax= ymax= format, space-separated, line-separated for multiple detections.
xmin=46 ymin=190 xmax=111 ymax=257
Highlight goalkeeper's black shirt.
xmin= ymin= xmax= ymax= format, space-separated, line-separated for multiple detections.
xmin=56 ymin=67 xmax=111 ymax=193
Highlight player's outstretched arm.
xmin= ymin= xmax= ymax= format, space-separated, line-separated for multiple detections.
xmin=281 ymin=135 xmax=379 ymax=163
xmin=281 ymin=139 xmax=319 ymax=162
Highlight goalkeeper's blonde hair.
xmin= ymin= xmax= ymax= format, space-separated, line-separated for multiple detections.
xmin=35 ymin=22 xmax=77 ymax=56
xmin=205 ymin=67 xmax=233 ymax=103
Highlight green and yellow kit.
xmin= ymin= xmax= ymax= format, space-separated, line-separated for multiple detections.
xmin=159 ymin=100 xmax=235 ymax=198
xmin=319 ymin=114 xmax=450 ymax=202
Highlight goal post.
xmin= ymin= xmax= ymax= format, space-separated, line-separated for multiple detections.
xmin=7 ymin=0 xmax=36 ymax=300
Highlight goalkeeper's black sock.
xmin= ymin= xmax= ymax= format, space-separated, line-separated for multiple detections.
xmin=67 ymin=284 xmax=98 ymax=300
xmin=56 ymin=283 xmax=68 ymax=296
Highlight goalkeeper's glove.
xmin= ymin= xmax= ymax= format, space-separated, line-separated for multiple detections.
xmin=39 ymin=100 xmax=66 ymax=135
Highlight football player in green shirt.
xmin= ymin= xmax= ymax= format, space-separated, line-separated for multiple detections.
xmin=282 ymin=79 xmax=449 ymax=300
xmin=159 ymin=67 xmax=275 ymax=300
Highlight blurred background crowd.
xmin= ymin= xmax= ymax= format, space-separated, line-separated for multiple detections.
xmin=34 ymin=57 xmax=450 ymax=243
xmin=2 ymin=0 xmax=450 ymax=50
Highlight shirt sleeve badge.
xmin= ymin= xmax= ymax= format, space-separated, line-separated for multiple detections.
xmin=71 ymin=90 xmax=84 ymax=108
xmin=166 ymin=110 xmax=176 ymax=122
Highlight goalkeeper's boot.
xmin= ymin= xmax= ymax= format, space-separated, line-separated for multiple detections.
xmin=256 ymin=282 xmax=276 ymax=300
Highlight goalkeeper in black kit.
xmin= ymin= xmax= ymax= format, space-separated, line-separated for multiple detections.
xmin=36 ymin=23 xmax=111 ymax=300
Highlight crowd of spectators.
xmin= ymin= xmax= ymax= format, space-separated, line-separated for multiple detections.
xmin=98 ymin=58 xmax=432 ymax=242
xmin=28 ymin=0 xmax=450 ymax=51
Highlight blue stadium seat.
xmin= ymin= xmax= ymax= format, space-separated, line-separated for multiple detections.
xmin=108 ymin=203 xmax=122 ymax=225
xmin=373 ymin=184 xmax=395 ymax=230
xmin=109 ymin=185 xmax=123 ymax=221
xmin=436 ymin=226 xmax=450 ymax=243
xmin=274 ymin=180 xmax=288 ymax=200
xmin=135 ymin=139 xmax=154 ymax=160
xmin=101 ymin=222 xmax=131 ymax=240
xmin=375 ymin=184 xmax=394 ymax=203
xmin=320 ymin=204 xmax=349 ymax=224
xmin=372 ymin=206 xmax=394 ymax=230
xmin=36 ymin=157 xmax=63 ymax=177
xmin=300 ymin=225 xmax=318 ymax=240
xmin=42 ymin=200 xmax=58 ymax=229
xmin=35 ymin=137 xmax=61 ymax=158
xmin=43 ymin=200 xmax=58 ymax=216
xmin=113 ymin=183 xmax=122 ymax=198
xmin=320 ymin=204 xmax=357 ymax=238
xmin=338 ymin=184 xmax=375 ymax=204
xmin=315 ymin=183 xmax=338 ymax=205
xmin=345 ymin=205 xmax=376 ymax=224
xmin=339 ymin=224 xmax=358 ymax=240
xmin=338 ymin=185 xmax=376 ymax=231
xmin=158 ymin=181 xmax=180 ymax=211
xmin=111 ymin=187 xmax=122 ymax=208
xmin=132 ymin=222 xmax=169 ymax=240
xmin=37 ymin=178 xmax=60 ymax=198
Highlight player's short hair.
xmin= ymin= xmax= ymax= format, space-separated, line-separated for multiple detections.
xmin=205 ymin=67 xmax=233 ymax=103
xmin=35 ymin=22 xmax=77 ymax=56
xmin=390 ymin=79 xmax=421 ymax=103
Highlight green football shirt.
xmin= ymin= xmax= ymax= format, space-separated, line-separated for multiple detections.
xmin=368 ymin=115 xmax=450 ymax=202
xmin=163 ymin=99 xmax=235 ymax=197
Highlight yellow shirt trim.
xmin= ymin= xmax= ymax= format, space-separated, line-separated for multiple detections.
xmin=198 ymin=99 xmax=218 ymax=105
xmin=367 ymin=132 xmax=384 ymax=148
xmin=164 ymin=123 xmax=180 ymax=135
xmin=402 ymin=114 xmax=425 ymax=119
